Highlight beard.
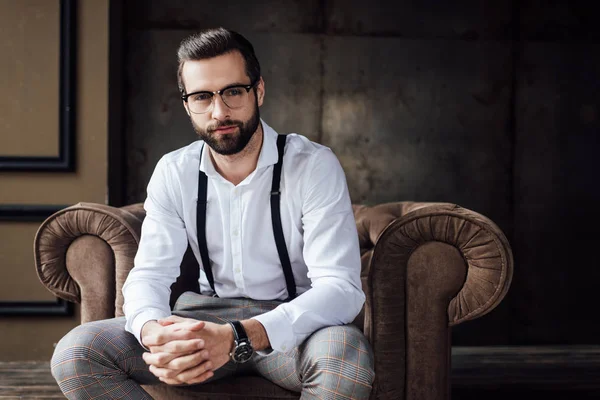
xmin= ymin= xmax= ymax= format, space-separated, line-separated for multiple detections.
xmin=190 ymin=98 xmax=261 ymax=156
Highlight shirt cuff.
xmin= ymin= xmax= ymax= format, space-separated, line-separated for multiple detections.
xmin=255 ymin=347 xmax=274 ymax=356
xmin=127 ymin=309 xmax=171 ymax=350
xmin=252 ymin=308 xmax=295 ymax=353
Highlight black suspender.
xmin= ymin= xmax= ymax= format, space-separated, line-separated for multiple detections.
xmin=194 ymin=134 xmax=297 ymax=300
xmin=271 ymin=135 xmax=297 ymax=300
xmin=195 ymin=159 xmax=213 ymax=295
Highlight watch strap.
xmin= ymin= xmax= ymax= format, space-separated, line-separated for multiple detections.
xmin=229 ymin=320 xmax=248 ymax=342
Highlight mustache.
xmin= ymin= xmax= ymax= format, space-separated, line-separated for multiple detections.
xmin=207 ymin=120 xmax=242 ymax=132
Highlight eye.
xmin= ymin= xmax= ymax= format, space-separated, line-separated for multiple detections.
xmin=223 ymin=87 xmax=244 ymax=97
xmin=191 ymin=93 xmax=212 ymax=102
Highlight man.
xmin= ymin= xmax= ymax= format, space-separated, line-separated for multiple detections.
xmin=51 ymin=28 xmax=375 ymax=399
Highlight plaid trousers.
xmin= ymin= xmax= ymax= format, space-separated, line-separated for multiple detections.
xmin=51 ymin=292 xmax=375 ymax=399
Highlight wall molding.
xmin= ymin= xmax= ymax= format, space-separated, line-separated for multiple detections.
xmin=0 ymin=0 xmax=77 ymax=172
xmin=0 ymin=204 xmax=72 ymax=316
xmin=0 ymin=300 xmax=73 ymax=317
xmin=0 ymin=204 xmax=67 ymax=222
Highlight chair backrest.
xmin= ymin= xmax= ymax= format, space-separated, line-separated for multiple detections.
xmin=133 ymin=202 xmax=432 ymax=329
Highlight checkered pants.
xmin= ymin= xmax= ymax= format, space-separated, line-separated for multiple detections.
xmin=51 ymin=292 xmax=375 ymax=399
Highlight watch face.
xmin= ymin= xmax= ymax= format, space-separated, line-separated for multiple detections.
xmin=233 ymin=341 xmax=253 ymax=363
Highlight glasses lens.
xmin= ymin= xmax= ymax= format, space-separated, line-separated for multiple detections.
xmin=221 ymin=87 xmax=248 ymax=109
xmin=188 ymin=93 xmax=212 ymax=113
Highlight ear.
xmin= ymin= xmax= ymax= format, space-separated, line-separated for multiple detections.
xmin=183 ymin=100 xmax=191 ymax=116
xmin=256 ymin=77 xmax=265 ymax=107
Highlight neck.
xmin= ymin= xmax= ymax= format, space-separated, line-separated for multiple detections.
xmin=209 ymin=123 xmax=264 ymax=186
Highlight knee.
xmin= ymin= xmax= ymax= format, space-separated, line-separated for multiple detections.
xmin=303 ymin=325 xmax=375 ymax=389
xmin=51 ymin=318 xmax=131 ymax=381
xmin=51 ymin=323 xmax=87 ymax=381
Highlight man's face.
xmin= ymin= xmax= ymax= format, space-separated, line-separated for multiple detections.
xmin=181 ymin=51 xmax=264 ymax=155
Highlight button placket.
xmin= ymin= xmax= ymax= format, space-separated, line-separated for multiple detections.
xmin=230 ymin=187 xmax=244 ymax=290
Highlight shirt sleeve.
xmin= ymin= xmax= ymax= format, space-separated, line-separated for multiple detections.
xmin=122 ymin=156 xmax=188 ymax=346
xmin=252 ymin=147 xmax=365 ymax=353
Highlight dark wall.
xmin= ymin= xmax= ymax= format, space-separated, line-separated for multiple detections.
xmin=120 ymin=0 xmax=600 ymax=346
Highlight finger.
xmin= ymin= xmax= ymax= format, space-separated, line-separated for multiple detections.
xmin=149 ymin=364 xmax=182 ymax=381
xmin=158 ymin=377 xmax=178 ymax=385
xmin=159 ymin=319 xmax=205 ymax=332
xmin=166 ymin=350 xmax=210 ymax=372
xmin=176 ymin=321 xmax=206 ymax=332
xmin=159 ymin=315 xmax=186 ymax=323
xmin=152 ymin=339 xmax=204 ymax=355
xmin=143 ymin=351 xmax=182 ymax=368
xmin=181 ymin=370 xmax=215 ymax=385
xmin=157 ymin=369 xmax=215 ymax=386
xmin=142 ymin=350 xmax=206 ymax=371
xmin=178 ymin=320 xmax=205 ymax=331
xmin=174 ymin=359 xmax=213 ymax=382
xmin=158 ymin=315 xmax=198 ymax=326
xmin=156 ymin=318 xmax=178 ymax=327
xmin=146 ymin=328 xmax=200 ymax=348
xmin=157 ymin=315 xmax=204 ymax=325
xmin=159 ymin=376 xmax=184 ymax=385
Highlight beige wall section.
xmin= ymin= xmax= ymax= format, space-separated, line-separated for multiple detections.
xmin=0 ymin=223 xmax=56 ymax=302
xmin=0 ymin=0 xmax=109 ymax=361
xmin=0 ymin=0 xmax=60 ymax=157
xmin=0 ymin=0 xmax=108 ymax=205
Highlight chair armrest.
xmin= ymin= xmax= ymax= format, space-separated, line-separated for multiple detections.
xmin=365 ymin=203 xmax=513 ymax=400
xmin=34 ymin=202 xmax=143 ymax=323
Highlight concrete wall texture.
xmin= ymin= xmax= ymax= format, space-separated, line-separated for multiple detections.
xmin=122 ymin=1 xmax=600 ymax=346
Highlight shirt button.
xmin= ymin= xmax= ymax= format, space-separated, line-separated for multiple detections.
xmin=235 ymin=268 xmax=241 ymax=273
xmin=232 ymin=229 xmax=239 ymax=237
xmin=281 ymin=345 xmax=287 ymax=351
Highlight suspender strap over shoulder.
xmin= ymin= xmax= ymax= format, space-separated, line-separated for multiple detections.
xmin=271 ymin=134 xmax=297 ymax=300
xmin=196 ymin=144 xmax=215 ymax=294
xmin=195 ymin=135 xmax=297 ymax=300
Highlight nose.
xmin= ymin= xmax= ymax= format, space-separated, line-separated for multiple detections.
xmin=211 ymin=94 xmax=230 ymax=121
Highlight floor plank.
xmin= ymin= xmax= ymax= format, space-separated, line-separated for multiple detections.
xmin=0 ymin=361 xmax=63 ymax=398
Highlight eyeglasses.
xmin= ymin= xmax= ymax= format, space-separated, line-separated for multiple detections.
xmin=182 ymin=80 xmax=258 ymax=114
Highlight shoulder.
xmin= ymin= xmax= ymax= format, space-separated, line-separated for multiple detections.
xmin=283 ymin=133 xmax=338 ymax=170
xmin=280 ymin=133 xmax=346 ymax=200
xmin=157 ymin=140 xmax=203 ymax=174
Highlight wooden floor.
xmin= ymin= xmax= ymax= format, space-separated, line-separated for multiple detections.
xmin=0 ymin=361 xmax=63 ymax=399
xmin=2 ymin=346 xmax=600 ymax=399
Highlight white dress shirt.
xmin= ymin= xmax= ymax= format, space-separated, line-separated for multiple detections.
xmin=123 ymin=120 xmax=365 ymax=353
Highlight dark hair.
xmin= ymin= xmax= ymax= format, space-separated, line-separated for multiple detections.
xmin=176 ymin=28 xmax=261 ymax=94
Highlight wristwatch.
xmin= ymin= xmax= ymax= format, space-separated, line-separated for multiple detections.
xmin=228 ymin=321 xmax=253 ymax=363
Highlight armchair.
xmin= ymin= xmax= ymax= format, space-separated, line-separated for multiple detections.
xmin=34 ymin=201 xmax=513 ymax=400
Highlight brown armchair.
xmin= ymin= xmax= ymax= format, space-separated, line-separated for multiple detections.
xmin=34 ymin=201 xmax=513 ymax=400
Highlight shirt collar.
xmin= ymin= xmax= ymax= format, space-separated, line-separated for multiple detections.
xmin=256 ymin=119 xmax=279 ymax=169
xmin=199 ymin=119 xmax=280 ymax=178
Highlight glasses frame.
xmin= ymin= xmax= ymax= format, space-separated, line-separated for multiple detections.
xmin=181 ymin=80 xmax=258 ymax=114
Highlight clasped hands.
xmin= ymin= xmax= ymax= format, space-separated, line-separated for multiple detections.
xmin=141 ymin=316 xmax=234 ymax=385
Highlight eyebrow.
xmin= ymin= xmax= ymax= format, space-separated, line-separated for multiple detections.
xmin=187 ymin=81 xmax=251 ymax=94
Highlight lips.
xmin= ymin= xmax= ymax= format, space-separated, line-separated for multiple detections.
xmin=212 ymin=125 xmax=239 ymax=134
